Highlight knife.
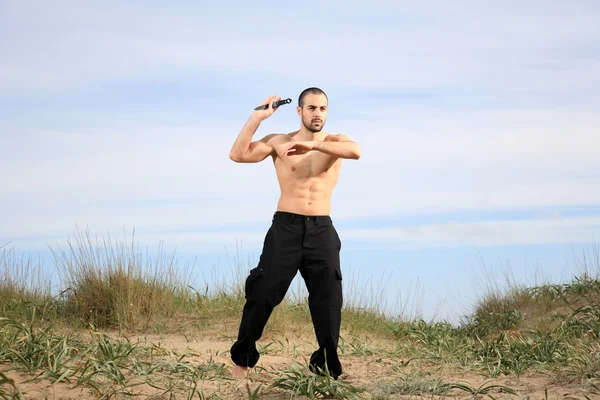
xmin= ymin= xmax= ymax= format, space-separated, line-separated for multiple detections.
xmin=254 ymin=98 xmax=292 ymax=111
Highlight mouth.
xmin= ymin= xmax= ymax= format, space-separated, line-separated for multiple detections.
xmin=312 ymin=120 xmax=322 ymax=124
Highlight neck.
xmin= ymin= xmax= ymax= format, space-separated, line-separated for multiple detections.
xmin=297 ymin=126 xmax=321 ymax=141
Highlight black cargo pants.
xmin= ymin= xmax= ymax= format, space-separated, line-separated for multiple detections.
xmin=230 ymin=211 xmax=343 ymax=378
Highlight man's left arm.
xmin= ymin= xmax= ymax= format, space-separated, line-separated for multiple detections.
xmin=312 ymin=134 xmax=361 ymax=160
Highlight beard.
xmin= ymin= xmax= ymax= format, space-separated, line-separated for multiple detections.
xmin=302 ymin=117 xmax=325 ymax=133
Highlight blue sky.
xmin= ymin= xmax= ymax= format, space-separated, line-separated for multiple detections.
xmin=2 ymin=1 xmax=600 ymax=323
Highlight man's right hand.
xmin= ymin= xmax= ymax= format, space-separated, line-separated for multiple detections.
xmin=252 ymin=95 xmax=282 ymax=121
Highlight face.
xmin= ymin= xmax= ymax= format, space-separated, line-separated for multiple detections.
xmin=297 ymin=93 xmax=328 ymax=133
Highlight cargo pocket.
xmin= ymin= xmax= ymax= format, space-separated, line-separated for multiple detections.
xmin=245 ymin=267 xmax=264 ymax=296
xmin=245 ymin=224 xmax=275 ymax=296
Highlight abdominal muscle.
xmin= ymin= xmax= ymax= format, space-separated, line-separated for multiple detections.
xmin=277 ymin=185 xmax=332 ymax=216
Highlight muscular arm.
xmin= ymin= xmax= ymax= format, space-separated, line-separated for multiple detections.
xmin=229 ymin=115 xmax=276 ymax=163
xmin=311 ymin=134 xmax=361 ymax=160
xmin=276 ymin=134 xmax=361 ymax=160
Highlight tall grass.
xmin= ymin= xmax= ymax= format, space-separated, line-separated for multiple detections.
xmin=0 ymin=245 xmax=55 ymax=323
xmin=51 ymin=228 xmax=201 ymax=330
xmin=468 ymin=242 xmax=600 ymax=337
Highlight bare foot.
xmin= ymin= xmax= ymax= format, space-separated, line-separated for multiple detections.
xmin=232 ymin=364 xmax=248 ymax=379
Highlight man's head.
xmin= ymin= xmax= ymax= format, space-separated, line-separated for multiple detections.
xmin=297 ymin=87 xmax=328 ymax=133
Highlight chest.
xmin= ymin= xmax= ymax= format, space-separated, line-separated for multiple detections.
xmin=275 ymin=153 xmax=335 ymax=179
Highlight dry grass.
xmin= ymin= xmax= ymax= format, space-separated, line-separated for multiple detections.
xmin=470 ymin=243 xmax=600 ymax=338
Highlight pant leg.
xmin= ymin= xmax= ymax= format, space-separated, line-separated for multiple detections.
xmin=299 ymin=217 xmax=343 ymax=378
xmin=230 ymin=215 xmax=303 ymax=368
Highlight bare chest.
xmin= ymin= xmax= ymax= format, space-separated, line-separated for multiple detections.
xmin=274 ymin=153 xmax=339 ymax=180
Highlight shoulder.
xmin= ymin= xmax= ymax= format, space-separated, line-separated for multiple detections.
xmin=258 ymin=133 xmax=289 ymax=144
xmin=281 ymin=131 xmax=301 ymax=142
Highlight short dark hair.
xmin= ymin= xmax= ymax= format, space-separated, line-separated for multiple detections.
xmin=298 ymin=87 xmax=328 ymax=108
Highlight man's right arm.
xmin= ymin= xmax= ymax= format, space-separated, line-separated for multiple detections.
xmin=229 ymin=95 xmax=281 ymax=163
xmin=229 ymin=116 xmax=277 ymax=163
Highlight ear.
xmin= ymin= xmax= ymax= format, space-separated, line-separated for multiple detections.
xmin=297 ymin=106 xmax=302 ymax=116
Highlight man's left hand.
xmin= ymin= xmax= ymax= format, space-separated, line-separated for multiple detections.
xmin=277 ymin=141 xmax=314 ymax=157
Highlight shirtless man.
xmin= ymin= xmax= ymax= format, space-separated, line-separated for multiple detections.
xmin=228 ymin=87 xmax=361 ymax=380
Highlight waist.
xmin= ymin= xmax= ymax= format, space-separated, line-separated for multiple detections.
xmin=277 ymin=196 xmax=331 ymax=217
xmin=273 ymin=211 xmax=332 ymax=224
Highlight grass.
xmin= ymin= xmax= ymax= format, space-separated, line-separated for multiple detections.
xmin=1 ymin=232 xmax=600 ymax=399
xmin=269 ymin=362 xmax=365 ymax=399
xmin=51 ymin=228 xmax=220 ymax=331
xmin=373 ymin=371 xmax=449 ymax=398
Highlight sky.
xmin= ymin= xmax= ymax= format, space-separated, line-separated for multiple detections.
xmin=2 ymin=1 xmax=600 ymax=324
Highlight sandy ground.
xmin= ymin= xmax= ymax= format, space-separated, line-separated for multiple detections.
xmin=1 ymin=329 xmax=596 ymax=399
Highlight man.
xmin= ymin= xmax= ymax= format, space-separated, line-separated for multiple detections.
xmin=228 ymin=87 xmax=361 ymax=380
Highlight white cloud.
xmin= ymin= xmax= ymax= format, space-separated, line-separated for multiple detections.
xmin=1 ymin=1 xmax=598 ymax=93
xmin=341 ymin=215 xmax=600 ymax=249
xmin=4 ymin=214 xmax=599 ymax=254
xmin=2 ymin=1 xmax=599 ymax=253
